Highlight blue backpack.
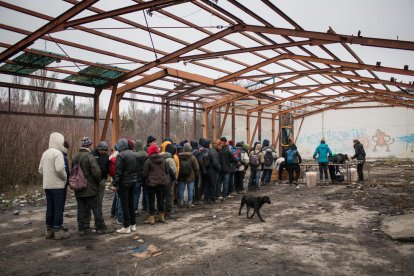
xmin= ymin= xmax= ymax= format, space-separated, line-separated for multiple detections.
xmin=286 ymin=149 xmax=297 ymax=165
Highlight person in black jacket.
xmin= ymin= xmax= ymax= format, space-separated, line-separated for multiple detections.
xmin=134 ymin=140 xmax=148 ymax=215
xmin=218 ymin=137 xmax=238 ymax=199
xmin=351 ymin=139 xmax=366 ymax=181
xmin=328 ymin=153 xmax=348 ymax=182
xmin=208 ymin=139 xmax=221 ymax=203
xmin=93 ymin=141 xmax=110 ymax=208
xmin=113 ymin=138 xmax=139 ymax=234
xmin=285 ymin=143 xmax=302 ymax=186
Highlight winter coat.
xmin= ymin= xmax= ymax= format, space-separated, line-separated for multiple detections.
xmin=143 ymin=153 xmax=173 ymax=187
xmin=177 ymin=152 xmax=200 ymax=182
xmin=72 ymin=148 xmax=101 ymax=198
xmin=136 ymin=150 xmax=148 ymax=177
xmin=236 ymin=148 xmax=250 ymax=172
xmin=93 ymin=149 xmax=109 ymax=180
xmin=286 ymin=144 xmax=302 ymax=165
xmin=161 ymin=151 xmax=177 ymax=182
xmin=112 ymin=138 xmax=139 ymax=188
xmin=161 ymin=141 xmax=180 ymax=178
xmin=262 ymin=146 xmax=278 ymax=170
xmin=352 ymin=142 xmax=366 ymax=161
xmin=219 ymin=144 xmax=238 ymax=173
xmin=208 ymin=147 xmax=221 ymax=172
xmin=276 ymin=157 xmax=285 ymax=170
xmin=329 ymin=153 xmax=347 ymax=164
xmin=39 ymin=132 xmax=67 ymax=189
xmin=313 ymin=143 xmax=332 ymax=163
xmin=249 ymin=144 xmax=265 ymax=170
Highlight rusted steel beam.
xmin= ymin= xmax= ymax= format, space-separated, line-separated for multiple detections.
xmin=202 ymin=108 xmax=209 ymax=139
xmin=0 ymin=0 xmax=98 ymax=63
xmin=231 ymin=102 xmax=235 ymax=142
xmin=211 ymin=108 xmax=217 ymax=141
xmin=168 ymin=85 xmax=207 ymax=101
xmin=193 ymin=102 xmax=197 ymax=139
xmin=326 ymin=73 xmax=414 ymax=89
xmin=63 ymin=0 xmax=184 ymax=29
xmin=101 ymin=85 xmax=117 ymax=142
xmin=294 ymin=97 xmax=365 ymax=119
xmin=218 ymin=103 xmax=230 ymax=138
xmin=234 ymin=67 xmax=349 ymax=79
xmin=271 ymin=116 xmax=276 ymax=146
xmin=165 ymin=101 xmax=170 ymax=138
xmin=116 ymin=69 xmax=168 ymax=95
xmin=242 ymin=25 xmax=414 ymax=51
xmin=250 ymin=112 xmax=261 ymax=144
xmin=295 ymin=117 xmax=305 ymax=144
xmin=111 ymin=94 xmax=120 ymax=150
xmin=101 ymin=25 xmax=239 ymax=89
xmin=0 ymin=110 xmax=94 ymax=120
xmin=246 ymin=113 xmax=251 ymax=145
xmin=93 ymin=88 xmax=101 ymax=147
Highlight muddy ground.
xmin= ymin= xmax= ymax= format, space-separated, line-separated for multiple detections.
xmin=1 ymin=162 xmax=414 ymax=276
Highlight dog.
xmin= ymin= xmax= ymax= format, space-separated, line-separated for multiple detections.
xmin=238 ymin=194 xmax=271 ymax=222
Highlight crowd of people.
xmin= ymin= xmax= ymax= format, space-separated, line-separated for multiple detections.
xmin=38 ymin=132 xmax=366 ymax=239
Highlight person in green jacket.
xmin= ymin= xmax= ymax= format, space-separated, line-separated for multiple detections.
xmin=313 ymin=139 xmax=333 ymax=184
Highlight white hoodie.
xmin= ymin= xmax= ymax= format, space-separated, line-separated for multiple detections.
xmin=38 ymin=132 xmax=67 ymax=189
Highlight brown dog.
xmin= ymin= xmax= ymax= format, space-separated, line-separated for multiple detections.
xmin=238 ymin=194 xmax=271 ymax=222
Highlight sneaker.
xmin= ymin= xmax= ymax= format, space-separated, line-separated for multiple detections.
xmin=54 ymin=229 xmax=70 ymax=240
xmin=116 ymin=220 xmax=123 ymax=225
xmin=227 ymin=195 xmax=234 ymax=198
xmin=97 ymin=227 xmax=114 ymax=234
xmin=130 ymin=225 xmax=137 ymax=232
xmin=188 ymin=203 xmax=195 ymax=208
xmin=230 ymin=192 xmax=237 ymax=196
xmin=178 ymin=202 xmax=184 ymax=208
xmin=116 ymin=227 xmax=131 ymax=234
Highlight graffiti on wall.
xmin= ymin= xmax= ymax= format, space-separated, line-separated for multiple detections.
xmin=397 ymin=134 xmax=414 ymax=152
xmin=372 ymin=129 xmax=395 ymax=152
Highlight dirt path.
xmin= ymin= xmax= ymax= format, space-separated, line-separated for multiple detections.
xmin=1 ymin=164 xmax=414 ymax=275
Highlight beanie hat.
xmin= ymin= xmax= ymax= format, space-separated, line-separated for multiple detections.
xmin=127 ymin=139 xmax=135 ymax=150
xmin=163 ymin=137 xmax=173 ymax=143
xmin=96 ymin=141 xmax=108 ymax=150
xmin=135 ymin=140 xmax=144 ymax=151
xmin=147 ymin=135 xmax=156 ymax=145
xmin=220 ymin=136 xmax=227 ymax=143
xmin=179 ymin=140 xmax=188 ymax=147
xmin=262 ymin=139 xmax=270 ymax=147
xmin=81 ymin=137 xmax=93 ymax=147
xmin=242 ymin=144 xmax=250 ymax=152
xmin=183 ymin=143 xmax=192 ymax=153
xmin=147 ymin=143 xmax=159 ymax=156
xmin=228 ymin=140 xmax=234 ymax=146
xmin=165 ymin=143 xmax=176 ymax=155
xmin=321 ymin=139 xmax=326 ymax=144
xmin=190 ymin=140 xmax=198 ymax=149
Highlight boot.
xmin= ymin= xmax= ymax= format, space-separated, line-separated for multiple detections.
xmin=45 ymin=228 xmax=54 ymax=239
xmin=158 ymin=213 xmax=166 ymax=223
xmin=54 ymin=228 xmax=70 ymax=240
xmin=144 ymin=215 xmax=155 ymax=225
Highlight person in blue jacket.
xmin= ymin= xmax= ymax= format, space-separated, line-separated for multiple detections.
xmin=313 ymin=139 xmax=333 ymax=184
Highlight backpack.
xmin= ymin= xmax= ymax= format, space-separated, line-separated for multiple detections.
xmin=264 ymin=151 xmax=274 ymax=166
xmin=249 ymin=152 xmax=259 ymax=166
xmin=202 ymin=149 xmax=210 ymax=169
xmin=108 ymin=156 xmax=117 ymax=177
xmin=179 ymin=157 xmax=192 ymax=178
xmin=286 ymin=149 xmax=297 ymax=165
xmin=69 ymin=155 xmax=88 ymax=191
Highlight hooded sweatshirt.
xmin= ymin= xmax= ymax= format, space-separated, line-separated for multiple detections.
xmin=143 ymin=144 xmax=171 ymax=187
xmin=313 ymin=142 xmax=333 ymax=163
xmin=113 ymin=138 xmax=139 ymax=188
xmin=352 ymin=142 xmax=366 ymax=160
xmin=39 ymin=132 xmax=67 ymax=189
xmin=161 ymin=140 xmax=180 ymax=178
xmin=178 ymin=143 xmax=200 ymax=182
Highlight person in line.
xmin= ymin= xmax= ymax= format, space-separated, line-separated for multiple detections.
xmin=134 ymin=140 xmax=148 ymax=216
xmin=219 ymin=137 xmax=238 ymax=200
xmin=351 ymin=139 xmax=366 ymax=182
xmin=177 ymin=143 xmax=200 ymax=207
xmin=73 ymin=137 xmax=113 ymax=236
xmin=285 ymin=143 xmax=302 ymax=187
xmin=196 ymin=138 xmax=210 ymax=202
xmin=143 ymin=144 xmax=174 ymax=225
xmin=248 ymin=143 xmax=264 ymax=191
xmin=109 ymin=144 xmax=123 ymax=224
xmin=313 ymin=139 xmax=333 ymax=184
xmin=261 ymin=139 xmax=278 ymax=186
xmin=212 ymin=139 xmax=223 ymax=202
xmin=162 ymin=143 xmax=177 ymax=218
xmin=113 ymin=138 xmax=139 ymax=234
xmin=234 ymin=142 xmax=250 ymax=194
xmin=205 ymin=139 xmax=220 ymax=203
xmin=39 ymin=132 xmax=70 ymax=240
xmin=93 ymin=141 xmax=110 ymax=212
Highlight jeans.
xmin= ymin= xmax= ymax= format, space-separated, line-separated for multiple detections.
xmin=357 ymin=160 xmax=364 ymax=181
xmin=204 ymin=171 xmax=217 ymax=202
xmin=219 ymin=173 xmax=230 ymax=197
xmin=76 ymin=195 xmax=106 ymax=231
xmin=134 ymin=176 xmax=148 ymax=211
xmin=45 ymin=188 xmax=66 ymax=229
xmin=248 ymin=169 xmax=260 ymax=189
xmin=148 ymin=186 xmax=165 ymax=216
xmin=164 ymin=181 xmax=173 ymax=213
xmin=319 ymin=162 xmax=329 ymax=180
xmin=118 ymin=185 xmax=136 ymax=228
xmin=178 ymin=181 xmax=195 ymax=204
xmin=194 ymin=175 xmax=203 ymax=201
xmin=229 ymin=172 xmax=235 ymax=194
xmin=287 ymin=164 xmax=300 ymax=184
xmin=235 ymin=171 xmax=245 ymax=192
xmin=262 ymin=169 xmax=272 ymax=184
xmin=111 ymin=191 xmax=123 ymax=223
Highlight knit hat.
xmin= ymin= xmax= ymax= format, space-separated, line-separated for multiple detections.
xmin=135 ymin=140 xmax=144 ymax=151
xmin=127 ymin=139 xmax=135 ymax=150
xmin=81 ymin=137 xmax=93 ymax=147
xmin=165 ymin=143 xmax=176 ymax=155
xmin=147 ymin=143 xmax=159 ymax=156
xmin=96 ymin=141 xmax=108 ymax=150
xmin=190 ymin=140 xmax=198 ymax=149
xmin=228 ymin=140 xmax=234 ymax=146
xmin=163 ymin=137 xmax=173 ymax=143
xmin=262 ymin=139 xmax=270 ymax=147
xmin=220 ymin=136 xmax=227 ymax=143
xmin=321 ymin=139 xmax=326 ymax=144
xmin=242 ymin=143 xmax=250 ymax=152
xmin=199 ymin=138 xmax=210 ymax=148
xmin=179 ymin=140 xmax=188 ymax=147
xmin=183 ymin=143 xmax=192 ymax=153
xmin=147 ymin=135 xmax=156 ymax=145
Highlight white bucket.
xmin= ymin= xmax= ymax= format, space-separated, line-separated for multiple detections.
xmin=350 ymin=168 xmax=358 ymax=182
xmin=306 ymin=172 xmax=317 ymax=188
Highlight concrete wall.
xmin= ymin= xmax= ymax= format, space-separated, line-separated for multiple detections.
xmin=221 ymin=106 xmax=414 ymax=159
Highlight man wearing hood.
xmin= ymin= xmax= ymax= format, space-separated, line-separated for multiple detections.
xmin=248 ymin=143 xmax=265 ymax=191
xmin=194 ymin=138 xmax=210 ymax=203
xmin=134 ymin=140 xmax=148 ymax=215
xmin=219 ymin=137 xmax=238 ymax=199
xmin=351 ymin=139 xmax=366 ymax=181
xmin=209 ymin=139 xmax=222 ymax=203
xmin=39 ymin=132 xmax=70 ymax=240
xmin=73 ymin=137 xmax=112 ymax=236
xmin=113 ymin=138 xmax=139 ymax=234
xmin=235 ymin=142 xmax=250 ymax=193
xmin=285 ymin=143 xmax=302 ymax=187
xmin=261 ymin=139 xmax=278 ymax=186
xmin=177 ymin=143 xmax=200 ymax=207
xmin=161 ymin=143 xmax=177 ymax=218
xmin=143 ymin=144 xmax=175 ymax=225
xmin=313 ymin=139 xmax=333 ymax=184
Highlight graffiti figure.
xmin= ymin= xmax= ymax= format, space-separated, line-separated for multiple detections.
xmin=372 ymin=129 xmax=394 ymax=152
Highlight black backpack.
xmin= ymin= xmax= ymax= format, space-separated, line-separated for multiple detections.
xmin=264 ymin=151 xmax=273 ymax=166
xmin=202 ymin=149 xmax=210 ymax=168
xmin=179 ymin=157 xmax=192 ymax=178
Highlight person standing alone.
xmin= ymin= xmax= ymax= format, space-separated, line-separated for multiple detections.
xmin=351 ymin=139 xmax=366 ymax=182
xmin=313 ymin=139 xmax=333 ymax=184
